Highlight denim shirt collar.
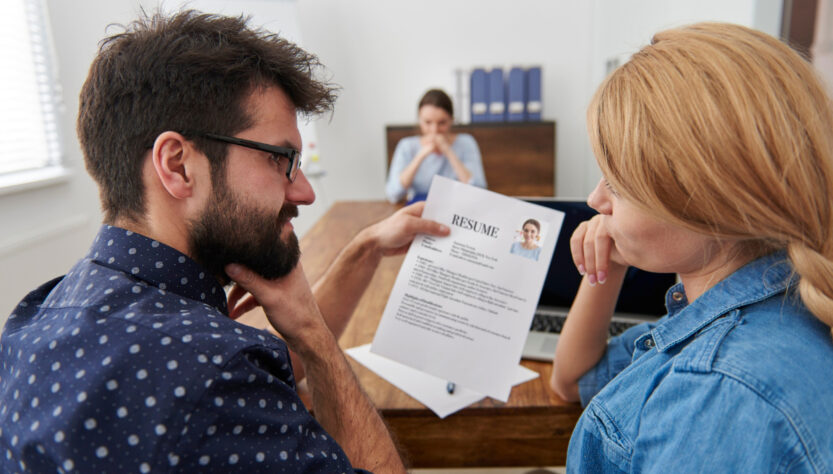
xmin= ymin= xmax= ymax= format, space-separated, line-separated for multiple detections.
xmin=86 ymin=225 xmax=228 ymax=315
xmin=652 ymin=251 xmax=796 ymax=352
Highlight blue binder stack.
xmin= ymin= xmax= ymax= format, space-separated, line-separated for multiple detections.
xmin=470 ymin=68 xmax=489 ymax=123
xmin=468 ymin=66 xmax=542 ymax=123
xmin=526 ymin=66 xmax=542 ymax=121
xmin=507 ymin=67 xmax=526 ymax=121
xmin=488 ymin=68 xmax=506 ymax=122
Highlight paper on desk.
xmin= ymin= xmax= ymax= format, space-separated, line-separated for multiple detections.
xmin=371 ymin=176 xmax=564 ymax=401
xmin=346 ymin=344 xmax=538 ymax=418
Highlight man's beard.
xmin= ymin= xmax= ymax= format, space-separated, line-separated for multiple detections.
xmin=188 ymin=178 xmax=300 ymax=285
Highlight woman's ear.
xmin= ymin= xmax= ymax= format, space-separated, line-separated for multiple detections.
xmin=151 ymin=131 xmax=199 ymax=200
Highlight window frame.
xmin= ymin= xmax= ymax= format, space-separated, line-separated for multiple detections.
xmin=0 ymin=0 xmax=67 ymax=194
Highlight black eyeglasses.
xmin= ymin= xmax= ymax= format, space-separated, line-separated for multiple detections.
xmin=188 ymin=131 xmax=302 ymax=183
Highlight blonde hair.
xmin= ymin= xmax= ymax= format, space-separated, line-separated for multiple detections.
xmin=588 ymin=23 xmax=833 ymax=334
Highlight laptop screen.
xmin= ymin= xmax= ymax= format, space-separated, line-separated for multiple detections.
xmin=526 ymin=198 xmax=676 ymax=317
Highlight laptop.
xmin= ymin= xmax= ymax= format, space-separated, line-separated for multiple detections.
xmin=520 ymin=198 xmax=677 ymax=361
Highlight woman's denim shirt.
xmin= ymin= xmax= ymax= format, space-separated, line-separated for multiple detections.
xmin=568 ymin=252 xmax=833 ymax=472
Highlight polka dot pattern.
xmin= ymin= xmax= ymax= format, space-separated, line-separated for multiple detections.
xmin=0 ymin=226 xmax=367 ymax=473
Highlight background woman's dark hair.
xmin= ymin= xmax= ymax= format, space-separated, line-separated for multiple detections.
xmin=77 ymin=10 xmax=338 ymax=223
xmin=418 ymin=89 xmax=453 ymax=117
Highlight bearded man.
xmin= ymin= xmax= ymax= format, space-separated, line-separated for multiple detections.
xmin=0 ymin=10 xmax=448 ymax=473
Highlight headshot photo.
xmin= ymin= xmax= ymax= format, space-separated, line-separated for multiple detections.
xmin=510 ymin=218 xmax=544 ymax=261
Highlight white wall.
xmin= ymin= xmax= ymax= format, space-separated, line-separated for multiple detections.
xmin=1 ymin=0 xmax=784 ymax=320
xmin=813 ymin=0 xmax=833 ymax=93
xmin=294 ymin=0 xmax=783 ymax=211
xmin=584 ymin=0 xmax=783 ymax=186
xmin=0 ymin=1 xmax=144 ymax=317
xmin=295 ymin=0 xmax=597 ymax=204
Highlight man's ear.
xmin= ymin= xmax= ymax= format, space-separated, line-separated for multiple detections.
xmin=151 ymin=131 xmax=203 ymax=200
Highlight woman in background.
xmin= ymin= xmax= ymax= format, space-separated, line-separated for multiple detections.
xmin=385 ymin=89 xmax=486 ymax=203
xmin=550 ymin=23 xmax=833 ymax=471
xmin=510 ymin=218 xmax=541 ymax=261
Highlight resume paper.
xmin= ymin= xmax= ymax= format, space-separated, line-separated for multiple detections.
xmin=371 ymin=176 xmax=564 ymax=401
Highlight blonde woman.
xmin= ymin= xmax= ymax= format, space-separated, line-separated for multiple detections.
xmin=550 ymin=23 xmax=833 ymax=471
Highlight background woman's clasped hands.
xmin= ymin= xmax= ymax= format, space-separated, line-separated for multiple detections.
xmin=419 ymin=132 xmax=451 ymax=157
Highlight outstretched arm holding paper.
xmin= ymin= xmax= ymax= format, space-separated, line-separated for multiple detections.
xmin=311 ymin=202 xmax=451 ymax=342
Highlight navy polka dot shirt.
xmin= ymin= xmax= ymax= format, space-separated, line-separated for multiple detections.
xmin=0 ymin=226 xmax=369 ymax=473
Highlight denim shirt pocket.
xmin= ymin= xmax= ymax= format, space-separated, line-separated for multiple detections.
xmin=581 ymin=401 xmax=633 ymax=471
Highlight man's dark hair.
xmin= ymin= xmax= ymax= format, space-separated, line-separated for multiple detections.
xmin=418 ymin=89 xmax=453 ymax=118
xmin=78 ymin=10 xmax=337 ymax=223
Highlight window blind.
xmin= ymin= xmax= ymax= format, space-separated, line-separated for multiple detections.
xmin=0 ymin=0 xmax=62 ymax=176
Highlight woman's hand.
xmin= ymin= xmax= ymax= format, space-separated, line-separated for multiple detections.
xmin=399 ymin=136 xmax=438 ymax=191
xmin=433 ymin=133 xmax=452 ymax=155
xmin=419 ymin=134 xmax=439 ymax=155
xmin=420 ymin=133 xmax=454 ymax=156
xmin=570 ymin=214 xmax=627 ymax=285
xmin=551 ymin=215 xmax=630 ymax=401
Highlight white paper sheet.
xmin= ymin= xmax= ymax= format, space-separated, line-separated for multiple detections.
xmin=371 ymin=176 xmax=564 ymax=401
xmin=346 ymin=344 xmax=539 ymax=418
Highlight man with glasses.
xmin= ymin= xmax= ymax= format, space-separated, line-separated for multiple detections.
xmin=0 ymin=10 xmax=449 ymax=473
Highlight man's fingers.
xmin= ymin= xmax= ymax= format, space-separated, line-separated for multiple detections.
xmin=400 ymin=201 xmax=426 ymax=216
xmin=226 ymin=264 xmax=253 ymax=286
xmin=372 ymin=202 xmax=450 ymax=256
xmin=398 ymin=202 xmax=450 ymax=236
xmin=225 ymin=265 xmax=270 ymax=319
xmin=404 ymin=214 xmax=450 ymax=237
xmin=227 ymin=284 xmax=248 ymax=310
xmin=229 ymin=295 xmax=259 ymax=320
xmin=225 ymin=264 xmax=268 ymax=301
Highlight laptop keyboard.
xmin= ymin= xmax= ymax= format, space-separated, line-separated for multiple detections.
xmin=530 ymin=311 xmax=639 ymax=338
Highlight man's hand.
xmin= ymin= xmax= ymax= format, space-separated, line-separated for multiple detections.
xmin=226 ymin=261 xmax=406 ymax=473
xmin=361 ymin=201 xmax=450 ymax=256
xmin=226 ymin=262 xmax=328 ymax=353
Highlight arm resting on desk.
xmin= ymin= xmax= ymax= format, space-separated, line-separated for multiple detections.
xmin=550 ymin=269 xmax=626 ymax=402
xmin=550 ymin=215 xmax=628 ymax=402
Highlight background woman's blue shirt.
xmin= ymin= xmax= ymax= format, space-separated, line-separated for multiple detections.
xmin=385 ymin=133 xmax=487 ymax=203
xmin=569 ymin=252 xmax=833 ymax=472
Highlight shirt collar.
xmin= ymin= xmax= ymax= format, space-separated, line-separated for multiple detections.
xmin=86 ymin=225 xmax=228 ymax=315
xmin=652 ymin=251 xmax=796 ymax=351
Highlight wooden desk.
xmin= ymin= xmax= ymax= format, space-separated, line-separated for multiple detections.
xmin=300 ymin=201 xmax=581 ymax=468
